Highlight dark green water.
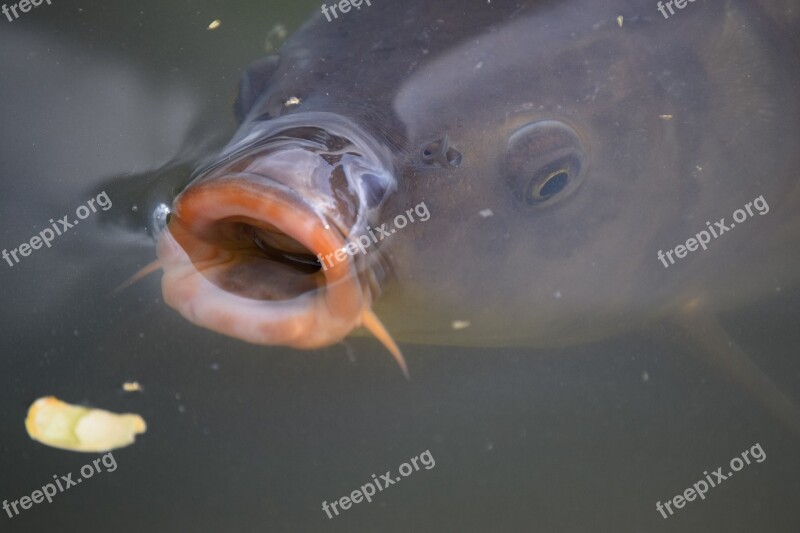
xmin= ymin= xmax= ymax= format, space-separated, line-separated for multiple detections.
xmin=0 ymin=1 xmax=799 ymax=532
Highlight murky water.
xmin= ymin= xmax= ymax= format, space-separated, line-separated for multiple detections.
xmin=1 ymin=1 xmax=799 ymax=532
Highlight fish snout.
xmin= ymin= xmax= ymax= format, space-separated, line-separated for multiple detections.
xmin=157 ymin=128 xmax=395 ymax=349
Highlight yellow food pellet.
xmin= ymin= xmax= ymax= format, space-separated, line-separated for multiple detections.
xmin=25 ymin=396 xmax=146 ymax=453
xmin=208 ymin=19 xmax=221 ymax=30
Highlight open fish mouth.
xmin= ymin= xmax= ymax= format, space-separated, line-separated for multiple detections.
xmin=157 ymin=173 xmax=370 ymax=349
xmin=125 ymin=114 xmax=408 ymax=374
xmin=119 ymin=113 xmax=408 ymax=377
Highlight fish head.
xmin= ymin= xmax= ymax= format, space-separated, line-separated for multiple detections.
xmin=154 ymin=0 xmax=800 ymax=352
xmin=156 ymin=7 xmax=696 ymax=351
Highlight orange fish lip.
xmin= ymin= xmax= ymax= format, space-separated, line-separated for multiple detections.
xmin=156 ymin=174 xmax=370 ymax=349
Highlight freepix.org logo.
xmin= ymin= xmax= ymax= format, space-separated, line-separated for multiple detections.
xmin=2 ymin=0 xmax=53 ymax=23
xmin=316 ymin=201 xmax=430 ymax=271
xmin=657 ymin=194 xmax=768 ymax=269
xmin=320 ymin=0 xmax=372 ymax=22
xmin=322 ymin=449 xmax=435 ymax=520
xmin=2 ymin=191 xmax=112 ymax=268
xmin=2 ymin=453 xmax=118 ymax=520
xmin=656 ymin=443 xmax=765 ymax=519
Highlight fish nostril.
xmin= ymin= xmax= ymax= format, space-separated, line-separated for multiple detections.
xmin=420 ymin=136 xmax=462 ymax=168
xmin=420 ymin=142 xmax=440 ymax=163
xmin=445 ymin=147 xmax=463 ymax=167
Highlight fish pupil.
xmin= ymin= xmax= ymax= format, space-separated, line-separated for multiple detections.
xmin=537 ymin=170 xmax=570 ymax=199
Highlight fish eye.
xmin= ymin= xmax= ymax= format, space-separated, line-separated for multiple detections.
xmin=504 ymin=120 xmax=587 ymax=208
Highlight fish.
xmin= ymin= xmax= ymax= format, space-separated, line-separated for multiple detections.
xmin=124 ymin=1 xmax=799 ymax=427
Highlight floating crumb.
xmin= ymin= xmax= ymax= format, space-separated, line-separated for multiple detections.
xmin=265 ymin=23 xmax=288 ymax=51
xmin=479 ymin=209 xmax=494 ymax=218
xmin=268 ymin=24 xmax=287 ymax=41
xmin=642 ymin=371 xmax=650 ymax=382
xmin=25 ymin=396 xmax=146 ymax=453
xmin=617 ymin=15 xmax=624 ymax=27
xmin=207 ymin=19 xmax=221 ymax=31
xmin=659 ymin=114 xmax=674 ymax=120
xmin=451 ymin=320 xmax=471 ymax=330
xmin=285 ymin=96 xmax=301 ymax=107
xmin=122 ymin=381 xmax=142 ymax=393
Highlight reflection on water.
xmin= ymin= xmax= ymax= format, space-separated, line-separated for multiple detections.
xmin=0 ymin=1 xmax=798 ymax=532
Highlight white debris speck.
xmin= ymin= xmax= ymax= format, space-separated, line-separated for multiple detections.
xmin=659 ymin=114 xmax=674 ymax=120
xmin=554 ymin=291 xmax=562 ymax=299
xmin=474 ymin=61 xmax=483 ymax=71
xmin=617 ymin=15 xmax=624 ymax=27
xmin=451 ymin=320 xmax=471 ymax=330
xmin=642 ymin=371 xmax=650 ymax=382
xmin=479 ymin=209 xmax=494 ymax=218
xmin=265 ymin=24 xmax=288 ymax=51
xmin=267 ymin=24 xmax=287 ymax=41
xmin=285 ymin=96 xmax=301 ymax=106
xmin=207 ymin=19 xmax=221 ymax=30
xmin=122 ymin=381 xmax=142 ymax=392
